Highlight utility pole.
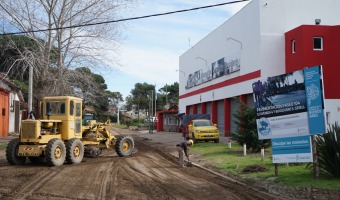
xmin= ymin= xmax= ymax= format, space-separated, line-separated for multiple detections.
xmin=117 ymin=106 xmax=120 ymax=124
xmin=151 ymin=90 xmax=153 ymax=118
xmin=28 ymin=65 xmax=33 ymax=118
xmin=166 ymin=84 xmax=168 ymax=108
xmin=137 ymin=96 xmax=140 ymax=121
xmin=149 ymin=90 xmax=154 ymax=133
xmin=154 ymin=86 xmax=157 ymax=117
xmin=117 ymin=101 xmax=120 ymax=125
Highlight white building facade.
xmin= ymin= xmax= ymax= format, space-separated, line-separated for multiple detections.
xmin=179 ymin=0 xmax=340 ymax=136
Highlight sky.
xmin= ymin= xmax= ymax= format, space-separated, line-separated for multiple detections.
xmin=103 ymin=0 xmax=250 ymax=101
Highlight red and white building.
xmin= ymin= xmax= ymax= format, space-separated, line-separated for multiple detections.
xmin=178 ymin=0 xmax=340 ymax=136
xmin=0 ymin=74 xmax=24 ymax=137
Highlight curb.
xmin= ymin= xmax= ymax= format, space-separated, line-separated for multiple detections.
xmin=167 ymin=150 xmax=248 ymax=186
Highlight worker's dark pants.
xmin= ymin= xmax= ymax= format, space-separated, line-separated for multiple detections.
xmin=176 ymin=146 xmax=184 ymax=167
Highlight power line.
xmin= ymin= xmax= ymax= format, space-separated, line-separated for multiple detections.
xmin=0 ymin=0 xmax=250 ymax=36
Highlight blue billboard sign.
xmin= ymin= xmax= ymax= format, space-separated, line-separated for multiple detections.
xmin=253 ymin=66 xmax=326 ymax=139
xmin=272 ymin=135 xmax=313 ymax=163
xmin=304 ymin=67 xmax=326 ymax=134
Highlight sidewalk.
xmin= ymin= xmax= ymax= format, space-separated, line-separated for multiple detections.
xmin=0 ymin=136 xmax=16 ymax=145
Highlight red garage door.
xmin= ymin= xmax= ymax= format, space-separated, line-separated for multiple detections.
xmin=0 ymin=92 xmax=9 ymax=137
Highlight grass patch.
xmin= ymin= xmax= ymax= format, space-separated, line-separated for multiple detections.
xmin=113 ymin=124 xmax=127 ymax=129
xmin=0 ymin=143 xmax=7 ymax=150
xmin=190 ymin=142 xmax=340 ymax=190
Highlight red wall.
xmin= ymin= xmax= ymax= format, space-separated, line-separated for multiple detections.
xmin=156 ymin=112 xmax=163 ymax=132
xmin=192 ymin=104 xmax=197 ymax=114
xmin=201 ymin=102 xmax=206 ymax=114
xmin=0 ymin=90 xmax=9 ymax=137
xmin=224 ymin=98 xmax=230 ymax=137
xmin=285 ymin=25 xmax=340 ymax=99
xmin=212 ymin=101 xmax=217 ymax=124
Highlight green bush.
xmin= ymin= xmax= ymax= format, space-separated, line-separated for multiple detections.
xmin=315 ymin=122 xmax=340 ymax=178
xmin=122 ymin=118 xmax=132 ymax=127
xmin=231 ymin=100 xmax=271 ymax=153
xmin=108 ymin=115 xmax=117 ymax=123
xmin=132 ymin=119 xmax=144 ymax=126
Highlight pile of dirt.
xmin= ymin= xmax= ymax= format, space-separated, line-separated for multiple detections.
xmin=239 ymin=165 xmax=269 ymax=174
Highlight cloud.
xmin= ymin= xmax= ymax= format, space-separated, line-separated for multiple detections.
xmin=120 ymin=45 xmax=179 ymax=84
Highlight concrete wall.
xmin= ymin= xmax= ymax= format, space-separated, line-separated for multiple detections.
xmin=8 ymin=92 xmax=22 ymax=134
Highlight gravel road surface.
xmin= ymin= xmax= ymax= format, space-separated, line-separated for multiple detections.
xmin=0 ymin=128 xmax=289 ymax=200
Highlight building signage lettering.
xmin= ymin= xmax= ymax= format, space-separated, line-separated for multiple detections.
xmin=185 ymin=52 xmax=240 ymax=89
xmin=272 ymin=135 xmax=313 ymax=163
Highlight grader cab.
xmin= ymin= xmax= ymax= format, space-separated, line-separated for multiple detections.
xmin=6 ymin=96 xmax=134 ymax=166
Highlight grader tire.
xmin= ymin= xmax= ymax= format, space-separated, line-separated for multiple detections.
xmin=46 ymin=138 xmax=66 ymax=166
xmin=6 ymin=138 xmax=26 ymax=165
xmin=66 ymin=138 xmax=84 ymax=164
xmin=115 ymin=135 xmax=134 ymax=157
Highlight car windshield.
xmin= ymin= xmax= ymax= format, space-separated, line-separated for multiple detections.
xmin=194 ymin=120 xmax=213 ymax=126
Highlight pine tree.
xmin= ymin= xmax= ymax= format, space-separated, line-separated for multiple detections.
xmin=231 ymin=99 xmax=271 ymax=152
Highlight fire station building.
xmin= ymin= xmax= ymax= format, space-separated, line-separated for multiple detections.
xmin=178 ymin=0 xmax=340 ymax=136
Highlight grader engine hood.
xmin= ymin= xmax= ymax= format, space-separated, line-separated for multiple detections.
xmin=21 ymin=120 xmax=41 ymax=142
xmin=20 ymin=119 xmax=62 ymax=143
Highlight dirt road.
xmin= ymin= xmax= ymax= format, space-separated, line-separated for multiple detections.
xmin=0 ymin=131 xmax=286 ymax=200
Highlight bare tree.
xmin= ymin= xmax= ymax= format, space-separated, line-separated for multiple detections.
xmin=0 ymin=0 xmax=135 ymax=100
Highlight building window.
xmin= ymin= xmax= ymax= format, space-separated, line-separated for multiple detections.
xmin=167 ymin=116 xmax=178 ymax=125
xmin=313 ymin=37 xmax=323 ymax=50
xmin=291 ymin=40 xmax=296 ymax=53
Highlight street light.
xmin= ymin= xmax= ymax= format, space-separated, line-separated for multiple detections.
xmin=196 ymin=57 xmax=208 ymax=67
xmin=176 ymin=69 xmax=186 ymax=76
xmin=227 ymin=37 xmax=243 ymax=49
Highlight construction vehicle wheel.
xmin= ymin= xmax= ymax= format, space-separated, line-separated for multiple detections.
xmin=6 ymin=138 xmax=26 ymax=165
xmin=66 ymin=138 xmax=84 ymax=164
xmin=29 ymin=156 xmax=45 ymax=164
xmin=46 ymin=138 xmax=66 ymax=166
xmin=115 ymin=135 xmax=134 ymax=157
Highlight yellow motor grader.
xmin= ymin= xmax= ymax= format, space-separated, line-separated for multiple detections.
xmin=6 ymin=96 xmax=134 ymax=166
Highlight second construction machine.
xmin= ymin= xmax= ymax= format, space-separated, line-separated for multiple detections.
xmin=6 ymin=96 xmax=134 ymax=166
